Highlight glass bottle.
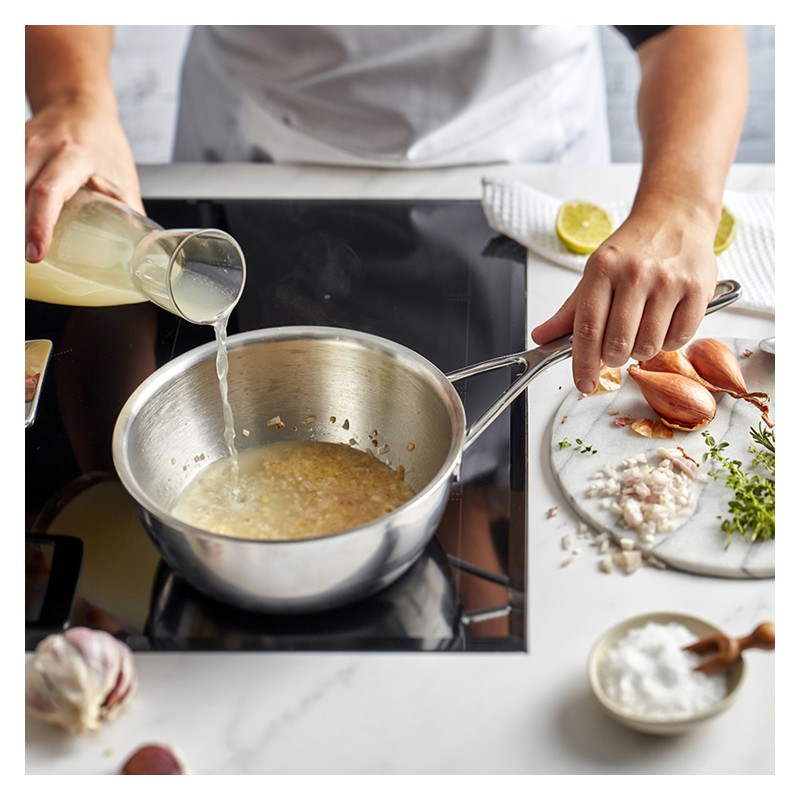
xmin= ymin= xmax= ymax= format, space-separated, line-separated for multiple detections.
xmin=25 ymin=188 xmax=246 ymax=325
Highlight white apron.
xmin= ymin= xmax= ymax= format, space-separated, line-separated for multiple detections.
xmin=173 ymin=25 xmax=610 ymax=166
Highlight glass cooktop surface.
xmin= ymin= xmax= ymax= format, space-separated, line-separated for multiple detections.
xmin=25 ymin=198 xmax=528 ymax=652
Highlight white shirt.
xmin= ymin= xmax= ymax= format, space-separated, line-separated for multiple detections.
xmin=173 ymin=25 xmax=611 ymax=167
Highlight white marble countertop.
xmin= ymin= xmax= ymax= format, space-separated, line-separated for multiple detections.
xmin=25 ymin=163 xmax=777 ymax=777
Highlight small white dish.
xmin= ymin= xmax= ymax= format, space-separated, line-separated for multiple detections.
xmin=587 ymin=611 xmax=746 ymax=736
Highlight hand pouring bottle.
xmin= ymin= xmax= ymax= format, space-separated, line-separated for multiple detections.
xmin=25 ymin=187 xmax=246 ymax=325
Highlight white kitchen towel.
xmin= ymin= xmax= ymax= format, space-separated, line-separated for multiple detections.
xmin=481 ymin=177 xmax=775 ymax=315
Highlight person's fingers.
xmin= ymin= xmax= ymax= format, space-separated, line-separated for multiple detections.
xmin=532 ymin=287 xmax=705 ymax=395
xmin=600 ymin=284 xmax=648 ymax=367
xmin=661 ymin=287 xmax=711 ymax=352
xmin=25 ymin=101 xmax=144 ymax=263
xmin=24 ymin=127 xmax=50 ymax=189
xmin=88 ymin=172 xmax=145 ymax=215
xmin=570 ymin=276 xmax=612 ymax=394
xmin=628 ymin=288 xmax=681 ymax=363
xmin=25 ymin=146 xmax=91 ymax=263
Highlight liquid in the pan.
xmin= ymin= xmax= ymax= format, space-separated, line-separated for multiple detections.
xmin=171 ymin=440 xmax=415 ymax=541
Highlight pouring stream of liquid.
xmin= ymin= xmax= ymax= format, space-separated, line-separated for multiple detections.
xmin=214 ymin=317 xmax=240 ymax=497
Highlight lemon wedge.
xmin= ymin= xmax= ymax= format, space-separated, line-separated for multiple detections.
xmin=556 ymin=200 xmax=615 ymax=254
xmin=714 ymin=206 xmax=737 ymax=255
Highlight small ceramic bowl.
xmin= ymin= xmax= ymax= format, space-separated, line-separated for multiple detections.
xmin=587 ymin=611 xmax=746 ymax=736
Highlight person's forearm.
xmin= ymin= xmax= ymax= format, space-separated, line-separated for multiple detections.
xmin=532 ymin=25 xmax=750 ymax=393
xmin=26 ymin=25 xmax=116 ymax=113
xmin=633 ymin=25 xmax=749 ymax=227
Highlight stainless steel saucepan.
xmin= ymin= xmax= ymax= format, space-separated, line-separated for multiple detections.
xmin=112 ymin=280 xmax=741 ymax=613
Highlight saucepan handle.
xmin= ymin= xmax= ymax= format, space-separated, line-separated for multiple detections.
xmin=447 ymin=279 xmax=742 ymax=452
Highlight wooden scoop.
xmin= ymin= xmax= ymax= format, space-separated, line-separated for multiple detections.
xmin=684 ymin=622 xmax=775 ymax=675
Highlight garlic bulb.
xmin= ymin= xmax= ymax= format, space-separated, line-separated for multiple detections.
xmin=25 ymin=627 xmax=137 ymax=734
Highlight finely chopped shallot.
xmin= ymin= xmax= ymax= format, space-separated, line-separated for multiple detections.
xmin=586 ymin=448 xmax=705 ymax=542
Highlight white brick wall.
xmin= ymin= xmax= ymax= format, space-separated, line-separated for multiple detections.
xmin=108 ymin=25 xmax=774 ymax=165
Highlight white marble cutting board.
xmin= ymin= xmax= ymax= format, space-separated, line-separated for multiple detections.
xmin=550 ymin=338 xmax=775 ymax=579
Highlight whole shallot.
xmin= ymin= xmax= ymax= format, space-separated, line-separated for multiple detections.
xmin=684 ymin=338 xmax=772 ymax=425
xmin=627 ymin=365 xmax=716 ymax=432
xmin=638 ymin=350 xmax=716 ymax=390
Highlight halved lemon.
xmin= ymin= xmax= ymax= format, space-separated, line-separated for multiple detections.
xmin=714 ymin=206 xmax=737 ymax=255
xmin=556 ymin=200 xmax=614 ymax=254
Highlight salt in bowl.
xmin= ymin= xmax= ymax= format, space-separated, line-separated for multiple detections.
xmin=587 ymin=611 xmax=746 ymax=736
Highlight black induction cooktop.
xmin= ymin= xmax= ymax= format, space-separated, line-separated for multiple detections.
xmin=25 ymin=198 xmax=528 ymax=652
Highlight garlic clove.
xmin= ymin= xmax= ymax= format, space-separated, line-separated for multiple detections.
xmin=25 ymin=627 xmax=137 ymax=734
xmin=120 ymin=743 xmax=186 ymax=775
xmin=627 ymin=365 xmax=716 ymax=431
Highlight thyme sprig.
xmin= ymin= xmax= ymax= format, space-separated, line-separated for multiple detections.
xmin=701 ymin=424 xmax=775 ymax=545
